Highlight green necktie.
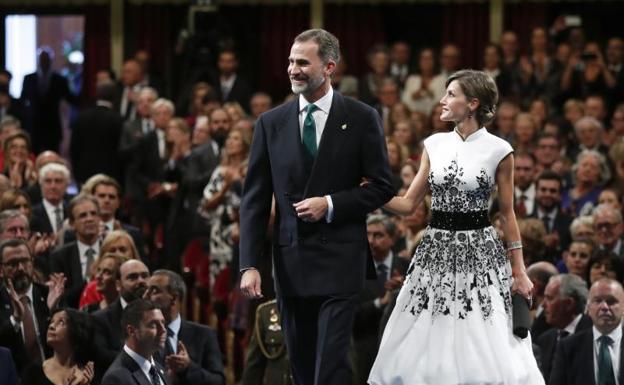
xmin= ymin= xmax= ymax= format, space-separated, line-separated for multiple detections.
xmin=598 ymin=335 xmax=617 ymax=385
xmin=302 ymin=104 xmax=319 ymax=160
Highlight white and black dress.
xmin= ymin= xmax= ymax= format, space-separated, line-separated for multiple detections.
xmin=368 ymin=128 xmax=545 ymax=385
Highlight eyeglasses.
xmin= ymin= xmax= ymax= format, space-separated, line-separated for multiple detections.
xmin=596 ymin=222 xmax=619 ymax=231
xmin=2 ymin=257 xmax=32 ymax=269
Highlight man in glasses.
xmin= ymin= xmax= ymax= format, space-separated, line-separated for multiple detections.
xmin=593 ymin=204 xmax=624 ymax=260
xmin=0 ymin=239 xmax=65 ymax=372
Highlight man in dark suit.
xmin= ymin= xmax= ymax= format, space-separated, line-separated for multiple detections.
xmin=30 ymin=162 xmax=70 ymax=235
xmin=20 ymin=47 xmax=79 ymax=153
xmin=50 ymin=194 xmax=101 ymax=308
xmin=119 ymin=87 xmax=158 ymax=210
xmin=70 ymin=80 xmax=123 ymax=185
xmin=239 ymin=29 xmax=394 ymax=385
xmin=92 ymin=259 xmax=150 ymax=369
xmin=115 ymin=59 xmax=145 ymax=122
xmin=146 ymin=270 xmax=225 ymax=385
xmin=527 ymin=261 xmax=559 ymax=340
xmin=530 ymin=171 xmax=573 ymax=262
xmin=214 ymin=50 xmax=252 ymax=113
xmin=549 ymin=278 xmax=624 ymax=385
xmin=593 ymin=204 xmax=624 ymax=261
xmin=0 ymin=346 xmax=19 ymax=385
xmin=536 ymin=273 xmax=592 ymax=381
xmin=0 ymin=239 xmax=65 ymax=372
xmin=353 ymin=215 xmax=409 ymax=385
xmin=101 ymin=299 xmax=171 ymax=385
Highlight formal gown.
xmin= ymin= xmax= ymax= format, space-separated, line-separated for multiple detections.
xmin=368 ymin=128 xmax=545 ymax=385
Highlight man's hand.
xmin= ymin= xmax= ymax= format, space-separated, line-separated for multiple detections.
xmin=240 ymin=269 xmax=263 ymax=298
xmin=293 ymin=197 xmax=328 ymax=222
xmin=165 ymin=341 xmax=191 ymax=373
xmin=47 ymin=273 xmax=66 ymax=310
xmin=379 ymin=290 xmax=393 ymax=307
xmin=7 ymin=279 xmax=24 ymax=322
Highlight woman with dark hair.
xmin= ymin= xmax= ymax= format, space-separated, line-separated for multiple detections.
xmin=586 ymin=249 xmax=624 ymax=285
xmin=369 ymin=70 xmax=543 ymax=384
xmin=21 ymin=308 xmax=94 ymax=385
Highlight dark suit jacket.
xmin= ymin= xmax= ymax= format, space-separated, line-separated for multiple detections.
xmin=0 ymin=346 xmax=18 ymax=385
xmin=50 ymin=242 xmax=86 ymax=309
xmin=102 ymin=350 xmax=171 ymax=385
xmin=549 ymin=326 xmax=624 ymax=385
xmin=174 ymin=320 xmax=225 ymax=385
xmin=130 ymin=130 xmax=168 ymax=212
xmin=30 ymin=201 xmax=69 ymax=235
xmin=536 ymin=314 xmax=592 ymax=381
xmin=20 ymin=71 xmax=78 ymax=152
xmin=0 ymin=283 xmax=52 ymax=372
xmin=240 ymin=91 xmax=394 ymax=297
xmin=529 ymin=208 xmax=574 ymax=261
xmin=63 ymin=222 xmax=145 ymax=261
xmin=70 ymin=103 xmax=123 ymax=184
xmin=213 ymin=74 xmax=252 ymax=113
xmin=120 ymin=118 xmax=149 ymax=201
xmin=92 ymin=298 xmax=124 ymax=367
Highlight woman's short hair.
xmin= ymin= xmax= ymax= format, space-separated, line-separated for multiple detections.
xmin=50 ymin=308 xmax=94 ymax=366
xmin=445 ymin=69 xmax=498 ymax=126
xmin=101 ymin=230 xmax=140 ymax=261
xmin=572 ymin=149 xmax=611 ymax=186
xmin=0 ymin=188 xmax=31 ymax=215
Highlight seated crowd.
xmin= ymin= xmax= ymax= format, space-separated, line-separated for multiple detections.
xmin=0 ymin=18 xmax=624 ymax=385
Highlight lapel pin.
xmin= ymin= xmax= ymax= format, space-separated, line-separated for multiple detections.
xmin=341 ymin=124 xmax=347 ymax=130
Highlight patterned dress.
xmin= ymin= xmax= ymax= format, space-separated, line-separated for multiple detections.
xmin=368 ymin=128 xmax=545 ymax=385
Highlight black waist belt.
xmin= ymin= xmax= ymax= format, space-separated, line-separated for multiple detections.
xmin=430 ymin=210 xmax=490 ymax=231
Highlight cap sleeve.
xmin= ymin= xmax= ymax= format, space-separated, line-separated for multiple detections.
xmin=493 ymin=138 xmax=514 ymax=166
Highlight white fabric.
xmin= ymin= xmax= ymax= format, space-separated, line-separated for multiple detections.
xmin=369 ymin=128 xmax=543 ymax=385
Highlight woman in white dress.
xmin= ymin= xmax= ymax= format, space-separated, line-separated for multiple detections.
xmin=368 ymin=70 xmax=545 ymax=385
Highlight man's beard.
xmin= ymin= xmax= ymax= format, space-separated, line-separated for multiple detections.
xmin=12 ymin=272 xmax=32 ymax=293
xmin=291 ymin=74 xmax=325 ymax=95
xmin=123 ymin=285 xmax=147 ymax=302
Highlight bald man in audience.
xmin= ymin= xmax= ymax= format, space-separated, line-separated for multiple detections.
xmin=549 ymin=278 xmax=624 ymax=385
xmin=528 ymin=261 xmax=560 ymax=339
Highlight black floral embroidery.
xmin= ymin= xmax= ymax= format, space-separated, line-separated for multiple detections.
xmin=403 ymin=160 xmax=511 ymax=321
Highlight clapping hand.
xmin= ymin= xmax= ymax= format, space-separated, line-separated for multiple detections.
xmin=67 ymin=361 xmax=94 ymax=385
xmin=46 ymin=273 xmax=66 ymax=310
xmin=165 ymin=341 xmax=191 ymax=374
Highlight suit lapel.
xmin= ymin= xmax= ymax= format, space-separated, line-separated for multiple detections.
xmin=582 ymin=331 xmax=597 ymax=385
xmin=303 ymin=92 xmax=349 ymax=197
xmin=277 ymin=100 xmax=308 ymax=195
xmin=70 ymin=245 xmax=83 ymax=284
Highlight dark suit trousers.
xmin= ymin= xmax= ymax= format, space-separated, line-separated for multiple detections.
xmin=278 ymin=293 xmax=357 ymax=385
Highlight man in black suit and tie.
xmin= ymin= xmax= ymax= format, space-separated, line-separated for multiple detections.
xmin=20 ymin=47 xmax=79 ymax=153
xmin=50 ymin=194 xmax=101 ymax=308
xmin=353 ymin=215 xmax=409 ymax=385
xmin=70 ymin=80 xmax=123 ymax=185
xmin=30 ymin=162 xmax=70 ymax=235
xmin=537 ymin=273 xmax=592 ymax=381
xmin=214 ymin=50 xmax=252 ymax=113
xmin=101 ymin=299 xmax=171 ymax=385
xmin=146 ymin=270 xmax=225 ymax=385
xmin=115 ymin=59 xmax=145 ymax=122
xmin=0 ymin=239 xmax=65 ymax=372
xmin=530 ymin=171 xmax=573 ymax=262
xmin=239 ymin=29 xmax=394 ymax=385
xmin=93 ymin=259 xmax=150 ymax=368
xmin=593 ymin=204 xmax=624 ymax=261
xmin=550 ymin=278 xmax=624 ymax=385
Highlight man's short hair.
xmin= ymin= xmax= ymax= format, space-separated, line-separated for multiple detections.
xmin=152 ymin=269 xmax=187 ymax=301
xmin=0 ymin=238 xmax=30 ymax=263
xmin=593 ymin=203 xmax=623 ymax=224
xmin=85 ymin=174 xmax=121 ymax=197
xmin=38 ymin=162 xmax=70 ymax=185
xmin=96 ymin=81 xmax=117 ymax=103
xmin=151 ymin=98 xmax=175 ymax=115
xmin=549 ymin=273 xmax=589 ymax=314
xmin=366 ymin=214 xmax=397 ymax=238
xmin=0 ymin=209 xmax=28 ymax=234
xmin=294 ymin=29 xmax=341 ymax=64
xmin=535 ymin=170 xmax=563 ymax=190
xmin=121 ymin=299 xmax=159 ymax=338
xmin=67 ymin=194 xmax=100 ymax=222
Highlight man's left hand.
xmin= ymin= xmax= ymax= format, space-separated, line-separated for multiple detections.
xmin=165 ymin=341 xmax=191 ymax=373
xmin=293 ymin=197 xmax=328 ymax=222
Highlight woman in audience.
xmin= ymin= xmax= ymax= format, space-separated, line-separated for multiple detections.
xmin=562 ymin=238 xmax=594 ymax=278
xmin=391 ymin=120 xmax=417 ymax=161
xmin=512 ymin=113 xmax=539 ymax=153
xmin=200 ymin=128 xmax=250 ymax=286
xmin=185 ymin=82 xmax=212 ymax=127
xmin=586 ymin=249 xmax=624 ymax=285
xmin=223 ymin=101 xmax=247 ymax=126
xmin=569 ymin=215 xmax=595 ymax=241
xmin=0 ymin=188 xmax=32 ymax=220
xmin=608 ymin=137 xmax=624 ymax=195
xmin=78 ymin=230 xmax=139 ymax=310
xmin=2 ymin=131 xmax=36 ymax=190
xmin=81 ymin=253 xmax=127 ymax=313
xmin=385 ymin=138 xmax=404 ymax=191
xmin=598 ymin=188 xmax=622 ymax=212
xmin=21 ymin=308 xmax=94 ymax=385
xmin=562 ymin=149 xmax=609 ymax=215
xmin=402 ymin=47 xmax=445 ymax=115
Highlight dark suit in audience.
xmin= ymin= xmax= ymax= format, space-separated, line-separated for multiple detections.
xmin=30 ymin=201 xmax=69 ymax=235
xmin=49 ymin=242 xmax=88 ymax=309
xmin=171 ymin=320 xmax=225 ymax=385
xmin=92 ymin=298 xmax=125 ymax=367
xmin=102 ymin=349 xmax=171 ymax=385
xmin=0 ymin=346 xmax=19 ymax=385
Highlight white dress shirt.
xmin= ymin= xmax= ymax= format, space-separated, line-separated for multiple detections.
xmin=167 ymin=314 xmax=182 ymax=354
xmin=297 ymin=87 xmax=335 ymax=222
xmin=123 ymin=345 xmax=163 ymax=385
xmin=593 ymin=323 xmax=622 ymax=385
xmin=156 ymin=128 xmax=166 ymax=159
xmin=563 ymin=313 xmax=583 ymax=335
